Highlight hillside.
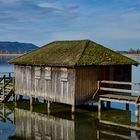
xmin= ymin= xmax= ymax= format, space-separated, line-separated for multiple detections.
xmin=0 ymin=41 xmax=38 ymax=53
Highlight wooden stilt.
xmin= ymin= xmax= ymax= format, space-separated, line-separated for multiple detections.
xmin=30 ymin=96 xmax=33 ymax=112
xmin=18 ymin=95 xmax=23 ymax=101
xmin=44 ymin=99 xmax=46 ymax=104
xmin=97 ymin=130 xmax=100 ymax=140
xmin=9 ymin=72 xmax=11 ymax=78
xmin=71 ymin=105 xmax=75 ymax=113
xmin=14 ymin=94 xmax=17 ymax=107
xmin=98 ymin=99 xmax=101 ymax=120
xmin=30 ymin=96 xmax=33 ymax=105
xmin=30 ymin=105 xmax=33 ymax=112
xmin=71 ymin=114 xmax=75 ymax=120
xmin=135 ymin=105 xmax=139 ymax=123
xmin=47 ymin=100 xmax=50 ymax=114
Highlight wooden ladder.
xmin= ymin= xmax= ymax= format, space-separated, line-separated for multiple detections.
xmin=0 ymin=75 xmax=14 ymax=103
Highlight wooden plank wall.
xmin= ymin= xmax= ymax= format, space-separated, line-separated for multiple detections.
xmin=75 ymin=66 xmax=116 ymax=104
xmin=15 ymin=65 xmax=75 ymax=105
xmin=75 ymin=67 xmax=98 ymax=104
xmin=15 ymin=108 xmax=74 ymax=140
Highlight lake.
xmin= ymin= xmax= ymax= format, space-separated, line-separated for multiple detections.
xmin=0 ymin=56 xmax=140 ymax=140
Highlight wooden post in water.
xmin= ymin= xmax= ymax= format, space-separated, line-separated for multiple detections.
xmin=135 ymin=105 xmax=139 ymax=123
xmin=98 ymin=99 xmax=101 ymax=120
xmin=71 ymin=105 xmax=75 ymax=113
xmin=47 ymin=100 xmax=50 ymax=114
xmin=30 ymin=96 xmax=33 ymax=112
xmin=9 ymin=73 xmax=11 ymax=78
xmin=14 ymin=94 xmax=17 ymax=107
xmin=44 ymin=99 xmax=46 ymax=104
xmin=18 ymin=95 xmax=23 ymax=101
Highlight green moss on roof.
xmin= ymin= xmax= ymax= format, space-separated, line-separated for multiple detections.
xmin=9 ymin=40 xmax=139 ymax=66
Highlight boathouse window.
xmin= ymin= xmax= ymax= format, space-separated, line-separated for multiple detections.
xmin=45 ymin=67 xmax=51 ymax=80
xmin=35 ymin=67 xmax=41 ymax=79
xmin=61 ymin=68 xmax=68 ymax=82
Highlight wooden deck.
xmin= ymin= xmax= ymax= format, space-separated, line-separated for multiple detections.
xmin=99 ymin=94 xmax=140 ymax=104
xmin=97 ymin=80 xmax=140 ymax=123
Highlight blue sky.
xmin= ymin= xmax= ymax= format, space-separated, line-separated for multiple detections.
xmin=0 ymin=0 xmax=140 ymax=50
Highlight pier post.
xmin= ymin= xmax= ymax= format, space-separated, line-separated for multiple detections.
xmin=47 ymin=100 xmax=50 ymax=114
xmin=30 ymin=96 xmax=33 ymax=112
xmin=135 ymin=105 xmax=139 ymax=123
xmin=18 ymin=95 xmax=23 ymax=101
xmin=14 ymin=94 xmax=17 ymax=107
xmin=9 ymin=73 xmax=11 ymax=78
xmin=98 ymin=99 xmax=101 ymax=120
xmin=44 ymin=99 xmax=46 ymax=104
xmin=71 ymin=105 xmax=75 ymax=114
xmin=30 ymin=96 xmax=33 ymax=105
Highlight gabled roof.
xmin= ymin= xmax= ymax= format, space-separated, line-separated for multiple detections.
xmin=9 ymin=40 xmax=139 ymax=66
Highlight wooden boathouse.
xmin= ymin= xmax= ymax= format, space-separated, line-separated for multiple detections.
xmin=9 ymin=40 xmax=138 ymax=111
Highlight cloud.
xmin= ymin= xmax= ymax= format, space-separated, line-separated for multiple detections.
xmin=38 ymin=2 xmax=62 ymax=10
xmin=0 ymin=0 xmax=140 ymax=50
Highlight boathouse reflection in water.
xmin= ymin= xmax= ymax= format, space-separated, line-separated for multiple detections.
xmin=7 ymin=106 xmax=140 ymax=140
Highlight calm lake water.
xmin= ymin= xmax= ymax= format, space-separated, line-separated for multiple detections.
xmin=0 ymin=56 xmax=140 ymax=140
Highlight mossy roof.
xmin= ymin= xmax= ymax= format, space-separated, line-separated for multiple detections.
xmin=9 ymin=40 xmax=139 ymax=66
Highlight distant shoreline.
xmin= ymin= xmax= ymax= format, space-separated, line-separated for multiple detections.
xmin=122 ymin=53 xmax=140 ymax=56
xmin=0 ymin=53 xmax=23 ymax=56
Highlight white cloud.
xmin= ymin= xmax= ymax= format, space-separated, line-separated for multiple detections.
xmin=38 ymin=2 xmax=62 ymax=10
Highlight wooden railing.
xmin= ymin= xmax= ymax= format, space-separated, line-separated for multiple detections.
xmin=99 ymin=80 xmax=140 ymax=94
xmin=0 ymin=72 xmax=14 ymax=78
xmin=0 ymin=73 xmax=14 ymax=102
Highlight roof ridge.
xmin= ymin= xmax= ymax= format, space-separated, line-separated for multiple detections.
xmin=75 ymin=40 xmax=90 ymax=66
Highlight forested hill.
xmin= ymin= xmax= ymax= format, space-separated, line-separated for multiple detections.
xmin=0 ymin=41 xmax=38 ymax=53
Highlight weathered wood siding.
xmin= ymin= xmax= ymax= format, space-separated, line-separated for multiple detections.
xmin=15 ymin=65 xmax=75 ymax=105
xmin=15 ymin=108 xmax=74 ymax=140
xmin=75 ymin=67 xmax=99 ymax=104
xmin=75 ymin=66 xmax=115 ymax=104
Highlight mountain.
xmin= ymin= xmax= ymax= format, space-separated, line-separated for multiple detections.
xmin=0 ymin=41 xmax=38 ymax=53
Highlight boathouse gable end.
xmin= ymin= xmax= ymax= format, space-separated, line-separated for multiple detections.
xmin=11 ymin=40 xmax=138 ymax=106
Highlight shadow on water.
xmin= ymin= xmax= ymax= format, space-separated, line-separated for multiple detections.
xmin=1 ymin=101 xmax=138 ymax=140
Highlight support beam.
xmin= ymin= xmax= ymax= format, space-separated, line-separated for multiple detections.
xmin=8 ymin=73 xmax=11 ymax=78
xmin=135 ymin=105 xmax=139 ymax=123
xmin=44 ymin=99 xmax=46 ymax=104
xmin=14 ymin=94 xmax=17 ymax=107
xmin=98 ymin=100 xmax=101 ymax=120
xmin=30 ymin=96 xmax=33 ymax=105
xmin=30 ymin=105 xmax=33 ymax=112
xmin=71 ymin=105 xmax=75 ymax=113
xmin=18 ymin=95 xmax=23 ymax=101
xmin=47 ymin=100 xmax=50 ymax=114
